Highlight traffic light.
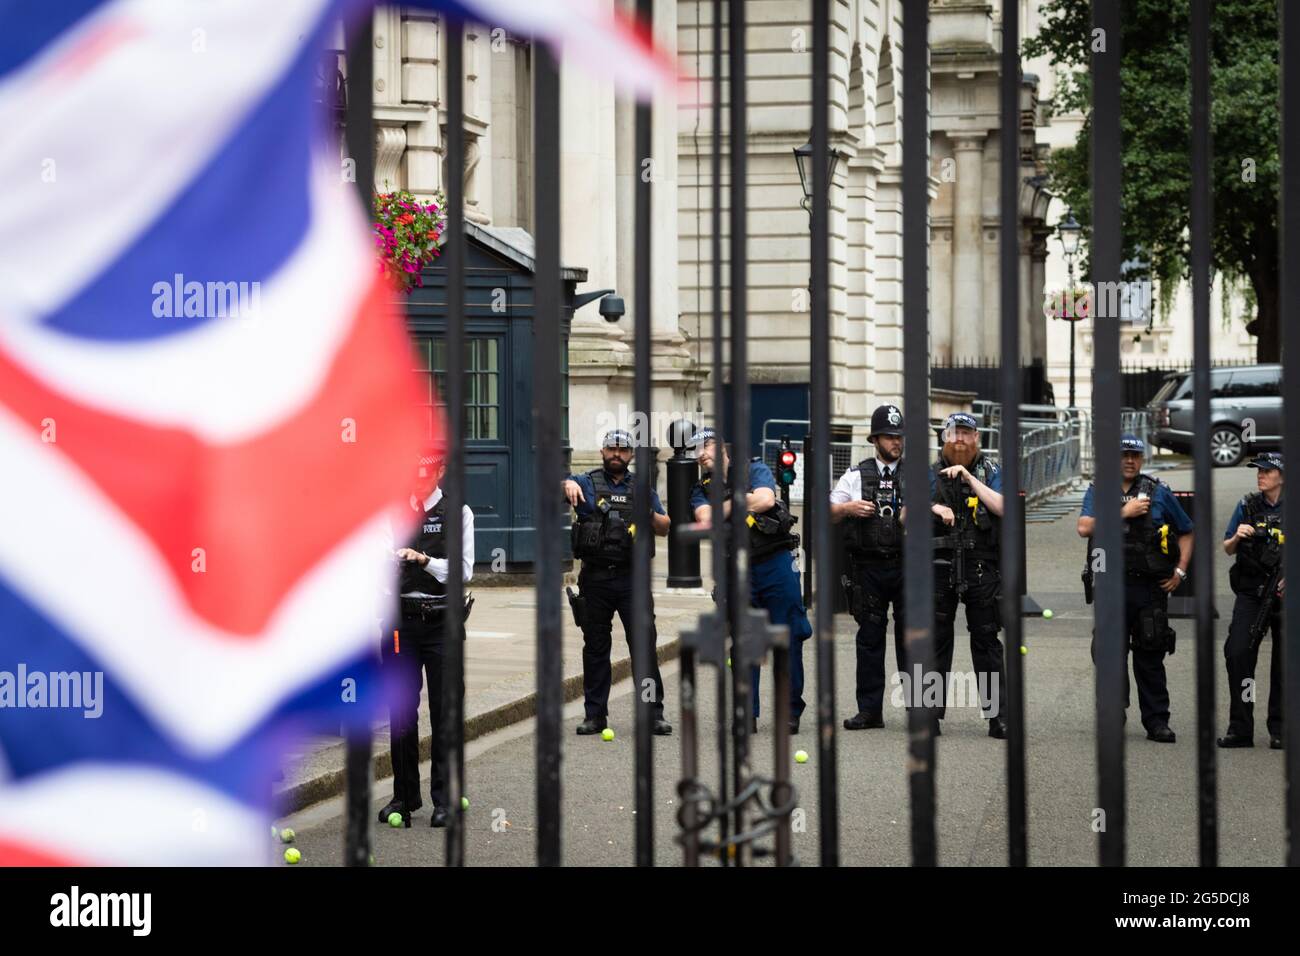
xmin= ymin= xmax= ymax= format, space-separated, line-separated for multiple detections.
xmin=778 ymin=442 xmax=798 ymax=487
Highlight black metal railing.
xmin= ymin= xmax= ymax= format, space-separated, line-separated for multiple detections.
xmin=330 ymin=0 xmax=1298 ymax=869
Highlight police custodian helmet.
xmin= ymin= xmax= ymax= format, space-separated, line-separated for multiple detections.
xmin=869 ymin=404 xmax=904 ymax=439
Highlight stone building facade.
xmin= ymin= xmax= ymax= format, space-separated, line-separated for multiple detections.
xmin=359 ymin=1 xmax=1050 ymax=470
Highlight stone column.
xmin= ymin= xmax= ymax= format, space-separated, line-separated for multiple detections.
xmin=1030 ymin=234 xmax=1049 ymax=363
xmin=949 ymin=131 xmax=985 ymax=362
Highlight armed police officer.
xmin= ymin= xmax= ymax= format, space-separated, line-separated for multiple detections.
xmin=1218 ymin=452 xmax=1285 ymax=750
xmin=929 ymin=412 xmax=1008 ymax=738
xmin=832 ymin=404 xmax=907 ymax=730
xmin=379 ymin=448 xmax=475 ymax=828
xmin=562 ymin=429 xmax=673 ymax=737
xmin=688 ymin=428 xmax=813 ymax=734
xmin=1077 ymin=434 xmax=1193 ymax=744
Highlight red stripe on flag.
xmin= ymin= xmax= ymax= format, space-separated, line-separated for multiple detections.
xmin=0 ymin=837 xmax=86 ymax=866
xmin=0 ymin=277 xmax=433 ymax=636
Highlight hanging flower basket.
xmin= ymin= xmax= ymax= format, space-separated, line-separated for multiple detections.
xmin=373 ymin=190 xmax=447 ymax=294
xmin=1045 ymin=286 xmax=1092 ymax=321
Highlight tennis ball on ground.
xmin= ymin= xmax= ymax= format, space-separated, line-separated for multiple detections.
xmin=388 ymin=812 xmax=404 ymax=828
xmin=794 ymin=750 xmax=809 ymax=764
xmin=461 ymin=796 xmax=470 ymax=810
xmin=1042 ymin=608 xmax=1054 ymax=619
xmin=280 ymin=828 xmax=296 ymax=843
xmin=1020 ymin=645 xmax=1028 ymax=655
xmin=601 ymin=728 xmax=616 ymax=741
xmin=284 ymin=847 xmax=301 ymax=864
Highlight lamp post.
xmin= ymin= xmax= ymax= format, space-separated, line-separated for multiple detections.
xmin=793 ymin=140 xmax=839 ymax=608
xmin=1056 ymin=209 xmax=1083 ymax=409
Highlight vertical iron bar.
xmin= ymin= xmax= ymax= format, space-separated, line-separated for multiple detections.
xmin=443 ymin=15 xmax=467 ymax=868
xmin=342 ymin=8 xmax=374 ymax=869
xmin=773 ymin=643 xmax=792 ymax=864
xmin=709 ymin=0 xmax=731 ymax=864
xmin=810 ymin=0 xmax=839 ymax=867
xmin=1189 ymin=0 xmax=1218 ymax=867
xmin=998 ymin=0 xmax=1027 ymax=867
xmin=1280 ymin=0 xmax=1300 ymax=867
xmin=726 ymin=0 xmax=751 ymax=865
xmin=533 ymin=41 xmax=563 ymax=868
xmin=901 ymin=0 xmax=936 ymax=867
xmin=1091 ymin=0 xmax=1126 ymax=868
xmin=632 ymin=0 xmax=656 ymax=869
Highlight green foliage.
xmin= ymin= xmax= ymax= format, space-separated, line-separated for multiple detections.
xmin=1024 ymin=0 xmax=1278 ymax=354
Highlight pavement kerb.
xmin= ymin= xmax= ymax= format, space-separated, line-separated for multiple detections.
xmin=275 ymin=636 xmax=683 ymax=815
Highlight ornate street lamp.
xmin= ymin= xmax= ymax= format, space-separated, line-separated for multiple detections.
xmin=793 ymin=141 xmax=840 ymax=216
xmin=1056 ymin=209 xmax=1084 ymax=408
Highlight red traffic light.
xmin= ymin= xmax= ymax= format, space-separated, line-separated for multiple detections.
xmin=780 ymin=449 xmax=797 ymax=468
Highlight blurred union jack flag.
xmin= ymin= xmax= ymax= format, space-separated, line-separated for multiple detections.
xmin=0 ymin=0 xmax=672 ymax=865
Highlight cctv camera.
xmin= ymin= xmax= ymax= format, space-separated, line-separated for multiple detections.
xmin=598 ymin=295 xmax=625 ymax=322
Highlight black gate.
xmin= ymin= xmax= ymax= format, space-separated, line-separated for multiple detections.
xmin=336 ymin=0 xmax=1300 ymax=868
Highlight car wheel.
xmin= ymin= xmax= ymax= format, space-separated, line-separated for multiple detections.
xmin=1209 ymin=425 xmax=1244 ymax=467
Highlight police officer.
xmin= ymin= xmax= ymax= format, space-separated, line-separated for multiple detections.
xmin=562 ymin=429 xmax=673 ymax=737
xmin=929 ymin=412 xmax=1008 ymax=738
xmin=1076 ymin=434 xmax=1193 ymax=743
xmin=378 ymin=448 xmax=475 ymax=828
xmin=832 ymin=404 xmax=907 ymax=730
xmin=1218 ymin=451 xmax=1285 ymax=750
xmin=688 ymin=428 xmax=813 ymax=734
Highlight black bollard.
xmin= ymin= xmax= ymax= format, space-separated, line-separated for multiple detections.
xmin=666 ymin=420 xmax=702 ymax=588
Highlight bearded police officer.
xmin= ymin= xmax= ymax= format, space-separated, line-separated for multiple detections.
xmin=928 ymin=412 xmax=1008 ymax=738
xmin=1218 ymin=452 xmax=1285 ymax=750
xmin=563 ymin=429 xmax=673 ymax=737
xmin=832 ymin=404 xmax=907 ymax=730
xmin=378 ymin=448 xmax=475 ymax=828
xmin=1077 ymin=434 xmax=1193 ymax=743
xmin=689 ymin=428 xmax=813 ymax=734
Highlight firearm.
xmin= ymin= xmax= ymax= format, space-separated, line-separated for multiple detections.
xmin=1248 ymin=528 xmax=1285 ymax=643
xmin=934 ymin=494 xmax=979 ymax=597
xmin=1081 ymin=541 xmax=1094 ymax=604
xmin=566 ymin=585 xmax=587 ymax=629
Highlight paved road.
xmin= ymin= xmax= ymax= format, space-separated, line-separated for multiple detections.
xmin=274 ymin=464 xmax=1288 ymax=866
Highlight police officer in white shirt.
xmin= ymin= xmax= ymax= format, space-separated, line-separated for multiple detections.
xmin=379 ymin=448 xmax=475 ymax=828
xmin=831 ymin=404 xmax=907 ymax=730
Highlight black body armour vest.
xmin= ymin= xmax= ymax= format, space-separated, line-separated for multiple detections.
xmin=1122 ymin=474 xmax=1178 ymax=578
xmin=698 ymin=463 xmax=800 ymax=564
xmin=931 ymin=454 xmax=999 ymax=560
xmin=401 ymin=497 xmax=448 ymax=596
xmin=1233 ymin=492 xmax=1284 ymax=591
xmin=844 ymin=458 xmax=903 ymax=560
xmin=571 ymin=469 xmax=654 ymax=568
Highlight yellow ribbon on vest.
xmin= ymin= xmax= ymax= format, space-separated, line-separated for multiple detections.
xmin=1159 ymin=524 xmax=1169 ymax=554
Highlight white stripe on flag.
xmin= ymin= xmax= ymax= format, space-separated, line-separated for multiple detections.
xmin=0 ymin=0 xmax=333 ymax=321
xmin=0 ymin=764 xmax=269 ymax=866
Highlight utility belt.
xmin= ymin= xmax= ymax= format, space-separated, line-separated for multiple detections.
xmin=579 ymin=561 xmax=630 ymax=578
xmin=399 ymin=594 xmax=475 ymax=624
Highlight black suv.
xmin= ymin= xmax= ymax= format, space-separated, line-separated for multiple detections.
xmin=1148 ymin=364 xmax=1282 ymax=467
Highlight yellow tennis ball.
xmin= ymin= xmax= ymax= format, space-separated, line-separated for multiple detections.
xmin=388 ymin=812 xmax=404 ymax=828
xmin=601 ymin=728 xmax=615 ymax=741
xmin=461 ymin=796 xmax=470 ymax=810
xmin=279 ymin=828 xmax=296 ymax=843
xmin=1020 ymin=645 xmax=1028 ymax=655
xmin=1042 ymin=609 xmax=1053 ymax=619
xmin=794 ymin=749 xmax=809 ymax=764
xmin=283 ymin=847 xmax=301 ymax=864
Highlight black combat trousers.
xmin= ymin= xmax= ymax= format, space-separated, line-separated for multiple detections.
xmin=381 ymin=607 xmax=451 ymax=811
xmin=847 ymin=558 xmax=906 ymax=716
xmin=1224 ymin=589 xmax=1284 ymax=738
xmin=578 ymin=565 xmax=667 ymax=722
xmin=932 ymin=556 xmax=1005 ymax=720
